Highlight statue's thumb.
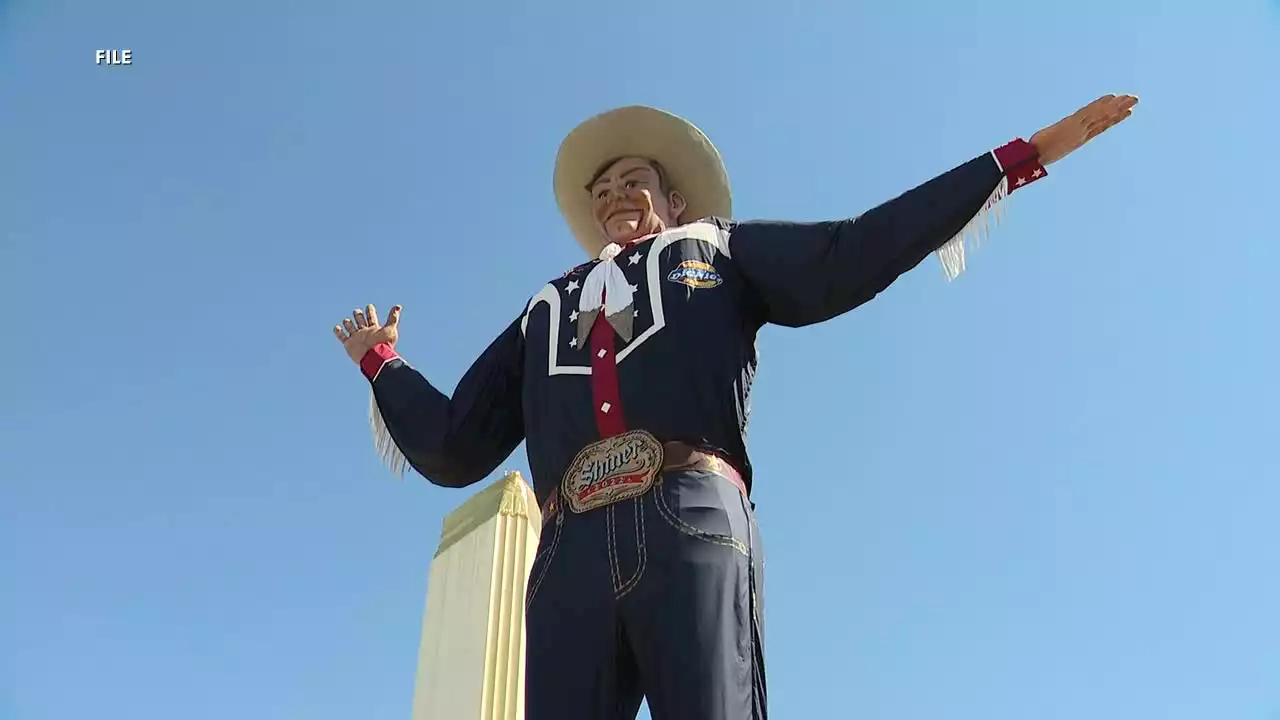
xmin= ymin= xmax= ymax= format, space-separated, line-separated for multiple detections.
xmin=387 ymin=305 xmax=403 ymax=326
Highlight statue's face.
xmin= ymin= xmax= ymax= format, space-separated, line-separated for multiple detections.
xmin=589 ymin=156 xmax=687 ymax=248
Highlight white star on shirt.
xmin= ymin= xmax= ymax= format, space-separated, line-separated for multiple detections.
xmin=628 ymin=253 xmax=643 ymax=265
xmin=565 ymin=279 xmax=580 ymax=293
xmin=628 ymin=284 xmax=638 ymax=293
xmin=569 ymin=310 xmax=579 ymax=322
xmin=569 ymin=337 xmax=577 ymax=348
xmin=634 ymin=309 xmax=640 ymax=317
xmin=1016 ymin=177 xmax=1027 ymax=186
xmin=1031 ymin=168 xmax=1043 ymax=178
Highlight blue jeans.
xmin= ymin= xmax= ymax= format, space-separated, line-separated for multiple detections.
xmin=524 ymin=466 xmax=767 ymax=720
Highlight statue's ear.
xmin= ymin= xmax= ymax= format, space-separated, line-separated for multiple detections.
xmin=668 ymin=190 xmax=688 ymax=222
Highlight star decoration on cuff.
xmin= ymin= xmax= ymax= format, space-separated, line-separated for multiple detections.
xmin=993 ymin=138 xmax=1048 ymax=194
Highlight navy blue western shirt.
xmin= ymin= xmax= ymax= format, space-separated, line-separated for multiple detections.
xmin=359 ymin=142 xmax=1047 ymax=506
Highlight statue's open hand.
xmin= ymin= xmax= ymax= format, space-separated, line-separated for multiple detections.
xmin=1031 ymin=94 xmax=1138 ymax=166
xmin=333 ymin=304 xmax=401 ymax=365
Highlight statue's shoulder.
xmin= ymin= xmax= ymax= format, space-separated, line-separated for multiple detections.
xmin=553 ymin=259 xmax=597 ymax=285
xmin=521 ymin=260 xmax=596 ymax=305
xmin=692 ymin=216 xmax=734 ymax=232
xmin=665 ymin=218 xmax=735 ymax=257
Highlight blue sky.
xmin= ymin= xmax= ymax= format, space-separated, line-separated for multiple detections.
xmin=2 ymin=1 xmax=1279 ymax=718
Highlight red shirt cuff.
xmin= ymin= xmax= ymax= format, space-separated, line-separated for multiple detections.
xmin=993 ymin=138 xmax=1047 ymax=193
xmin=360 ymin=343 xmax=399 ymax=382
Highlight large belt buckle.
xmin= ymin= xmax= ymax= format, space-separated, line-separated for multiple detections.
xmin=561 ymin=430 xmax=665 ymax=514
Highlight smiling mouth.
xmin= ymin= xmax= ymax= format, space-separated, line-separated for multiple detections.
xmin=608 ymin=210 xmax=640 ymax=222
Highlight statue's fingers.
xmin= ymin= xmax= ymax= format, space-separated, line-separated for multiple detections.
xmin=386 ymin=305 xmax=402 ymax=327
xmin=1083 ymin=101 xmax=1123 ymax=131
xmin=1091 ymin=105 xmax=1131 ymax=133
xmin=1083 ymin=115 xmax=1107 ymax=135
xmin=1088 ymin=94 xmax=1117 ymax=110
xmin=365 ymin=304 xmax=380 ymax=327
xmin=1084 ymin=110 xmax=1129 ymax=141
xmin=1068 ymin=98 xmax=1102 ymax=124
xmin=1104 ymin=108 xmax=1133 ymax=130
xmin=353 ymin=308 xmax=368 ymax=328
xmin=1083 ymin=101 xmax=1117 ymax=122
xmin=1082 ymin=119 xmax=1108 ymax=141
xmin=333 ymin=325 xmax=349 ymax=342
xmin=1096 ymin=96 xmax=1136 ymax=123
xmin=343 ymin=318 xmax=358 ymax=335
xmin=1076 ymin=95 xmax=1121 ymax=124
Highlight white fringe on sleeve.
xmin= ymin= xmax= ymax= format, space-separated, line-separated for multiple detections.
xmin=934 ymin=176 xmax=1009 ymax=281
xmin=369 ymin=392 xmax=410 ymax=479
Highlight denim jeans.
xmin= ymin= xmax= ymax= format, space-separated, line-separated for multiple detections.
xmin=525 ymin=466 xmax=767 ymax=720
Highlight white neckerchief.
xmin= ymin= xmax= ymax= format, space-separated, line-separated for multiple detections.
xmin=579 ymin=242 xmax=632 ymax=317
xmin=576 ymin=241 xmax=638 ymax=345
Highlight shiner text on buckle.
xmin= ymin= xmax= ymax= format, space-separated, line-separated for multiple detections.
xmin=561 ymin=430 xmax=665 ymax=513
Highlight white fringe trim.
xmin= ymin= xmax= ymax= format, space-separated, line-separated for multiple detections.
xmin=935 ymin=176 xmax=1009 ymax=281
xmin=369 ymin=392 xmax=410 ymax=479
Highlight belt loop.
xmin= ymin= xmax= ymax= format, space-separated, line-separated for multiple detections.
xmin=541 ymin=488 xmax=559 ymax=524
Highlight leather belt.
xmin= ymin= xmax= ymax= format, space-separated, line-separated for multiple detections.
xmin=541 ymin=441 xmax=746 ymax=522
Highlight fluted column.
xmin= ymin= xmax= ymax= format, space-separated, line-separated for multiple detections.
xmin=411 ymin=472 xmax=542 ymax=720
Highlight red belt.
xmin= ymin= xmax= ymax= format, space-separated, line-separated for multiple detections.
xmin=542 ymin=441 xmax=746 ymax=522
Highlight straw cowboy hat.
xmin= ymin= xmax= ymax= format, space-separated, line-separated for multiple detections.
xmin=553 ymin=105 xmax=732 ymax=257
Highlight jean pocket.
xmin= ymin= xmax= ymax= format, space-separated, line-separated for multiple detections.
xmin=525 ymin=513 xmax=563 ymax=610
xmin=652 ymin=468 xmax=751 ymax=556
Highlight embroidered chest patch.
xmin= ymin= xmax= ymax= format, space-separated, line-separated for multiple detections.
xmin=666 ymin=260 xmax=722 ymax=289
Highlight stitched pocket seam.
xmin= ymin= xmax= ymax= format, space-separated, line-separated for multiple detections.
xmin=652 ymin=478 xmax=749 ymax=557
xmin=526 ymin=513 xmax=563 ymax=610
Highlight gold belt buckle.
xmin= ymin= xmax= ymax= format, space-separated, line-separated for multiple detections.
xmin=561 ymin=430 xmax=665 ymax=513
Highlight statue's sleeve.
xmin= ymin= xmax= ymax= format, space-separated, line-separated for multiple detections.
xmin=359 ymin=315 xmax=526 ymax=487
xmin=726 ymin=139 xmax=1047 ymax=328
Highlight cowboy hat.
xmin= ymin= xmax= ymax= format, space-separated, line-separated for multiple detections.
xmin=553 ymin=105 xmax=732 ymax=257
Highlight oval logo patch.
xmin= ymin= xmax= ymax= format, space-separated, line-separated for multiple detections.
xmin=666 ymin=260 xmax=722 ymax=289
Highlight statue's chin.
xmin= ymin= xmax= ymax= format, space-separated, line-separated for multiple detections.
xmin=607 ymin=220 xmax=641 ymax=243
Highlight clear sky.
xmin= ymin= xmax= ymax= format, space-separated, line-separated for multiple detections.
xmin=3 ymin=1 xmax=1279 ymax=718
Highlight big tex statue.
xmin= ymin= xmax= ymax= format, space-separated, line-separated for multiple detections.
xmin=333 ymin=94 xmax=1137 ymax=719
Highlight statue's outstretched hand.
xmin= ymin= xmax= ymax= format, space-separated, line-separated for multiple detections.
xmin=1031 ymin=94 xmax=1138 ymax=166
xmin=333 ymin=304 xmax=401 ymax=365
